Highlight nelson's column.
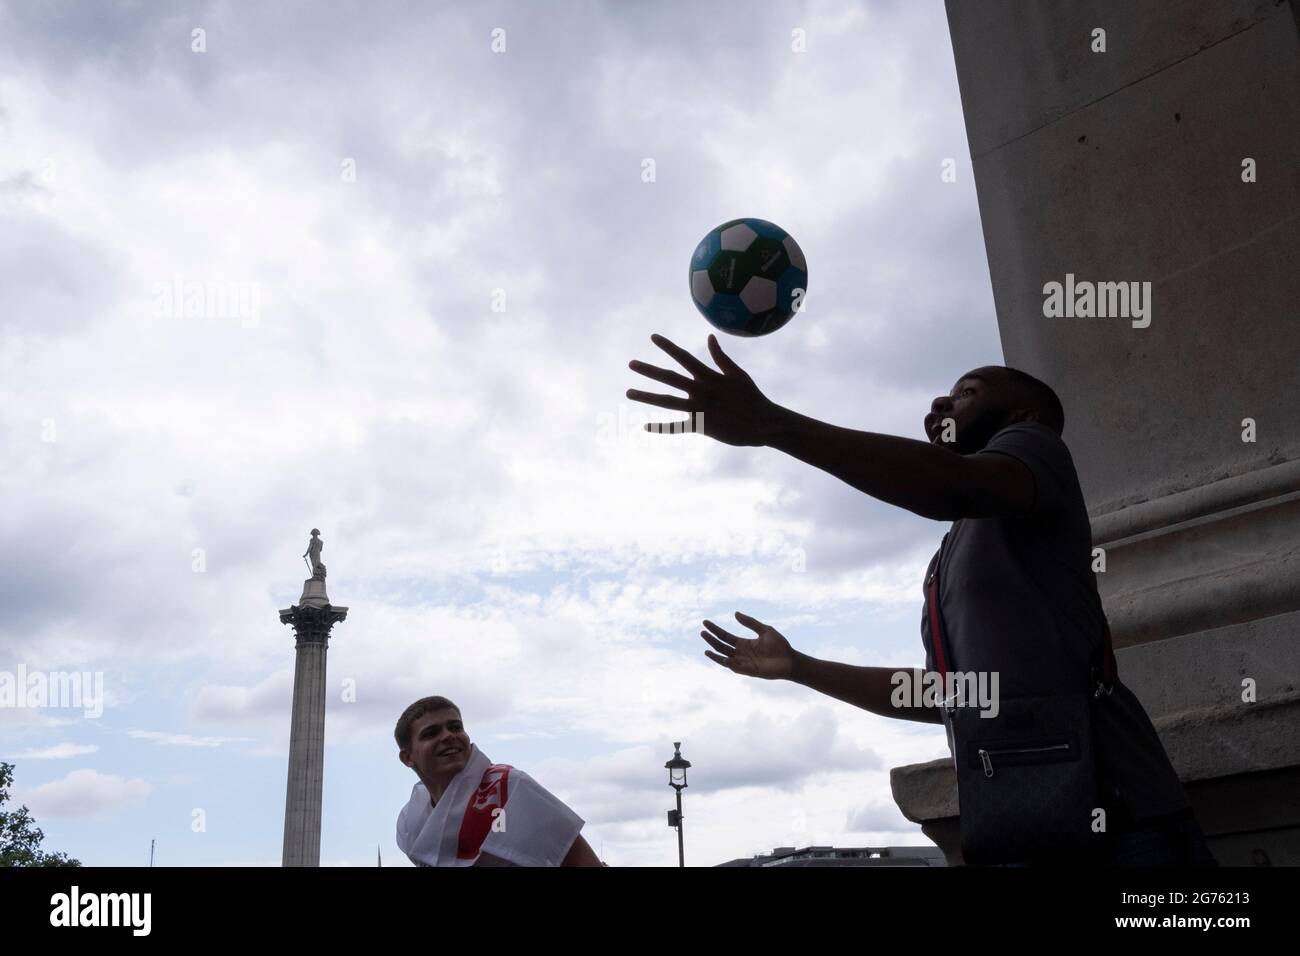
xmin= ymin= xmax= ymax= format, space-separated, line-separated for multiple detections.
xmin=279 ymin=528 xmax=348 ymax=867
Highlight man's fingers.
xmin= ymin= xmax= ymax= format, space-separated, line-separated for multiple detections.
xmin=700 ymin=630 xmax=735 ymax=657
xmin=650 ymin=333 xmax=711 ymax=378
xmin=702 ymin=619 xmax=741 ymax=645
xmin=642 ymin=420 xmax=697 ymax=435
xmin=734 ymin=610 xmax=768 ymax=634
xmin=707 ymin=334 xmax=743 ymax=376
xmin=629 ymin=360 xmax=693 ymax=392
xmin=703 ymin=650 xmax=737 ymax=670
xmin=625 ymin=388 xmax=692 ymax=412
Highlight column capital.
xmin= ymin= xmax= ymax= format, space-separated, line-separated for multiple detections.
xmin=279 ymin=604 xmax=349 ymax=647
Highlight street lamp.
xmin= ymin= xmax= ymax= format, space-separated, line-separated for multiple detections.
xmin=665 ymin=741 xmax=692 ymax=867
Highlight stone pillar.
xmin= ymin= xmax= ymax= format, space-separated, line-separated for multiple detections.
xmin=892 ymin=1 xmax=1300 ymax=865
xmin=280 ymin=579 xmax=347 ymax=867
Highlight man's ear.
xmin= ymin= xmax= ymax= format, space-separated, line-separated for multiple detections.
xmin=1007 ymin=407 xmax=1040 ymax=427
xmin=399 ymin=749 xmax=413 ymax=769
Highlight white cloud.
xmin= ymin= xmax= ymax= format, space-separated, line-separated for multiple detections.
xmin=4 ymin=742 xmax=100 ymax=760
xmin=19 ymin=768 xmax=153 ymax=818
xmin=127 ymin=730 xmax=252 ymax=748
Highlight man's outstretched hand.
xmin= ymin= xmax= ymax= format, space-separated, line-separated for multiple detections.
xmin=627 ymin=334 xmax=781 ymax=446
xmin=700 ymin=612 xmax=795 ymax=680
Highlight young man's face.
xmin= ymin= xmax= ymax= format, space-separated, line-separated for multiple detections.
xmin=924 ymin=367 xmax=1027 ymax=455
xmin=400 ymin=707 xmax=472 ymax=784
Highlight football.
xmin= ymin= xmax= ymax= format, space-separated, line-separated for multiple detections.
xmin=688 ymin=218 xmax=807 ymax=336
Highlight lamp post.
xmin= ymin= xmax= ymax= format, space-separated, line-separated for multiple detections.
xmin=665 ymin=741 xmax=691 ymax=868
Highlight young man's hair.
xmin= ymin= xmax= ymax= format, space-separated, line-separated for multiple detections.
xmin=394 ymin=695 xmax=460 ymax=750
xmin=1003 ymin=367 xmax=1065 ymax=436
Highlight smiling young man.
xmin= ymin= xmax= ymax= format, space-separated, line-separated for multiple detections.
xmin=626 ymin=333 xmax=1216 ymax=866
xmin=394 ymin=696 xmax=602 ymax=866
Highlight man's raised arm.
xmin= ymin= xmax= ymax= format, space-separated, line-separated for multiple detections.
xmin=764 ymin=407 xmax=1030 ymax=522
xmin=791 ymin=655 xmax=942 ymax=725
xmin=700 ymin=612 xmax=941 ymax=725
xmin=626 ymin=334 xmax=1033 ymax=521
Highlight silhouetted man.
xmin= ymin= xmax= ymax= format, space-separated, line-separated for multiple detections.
xmin=627 ymin=333 xmax=1216 ymax=866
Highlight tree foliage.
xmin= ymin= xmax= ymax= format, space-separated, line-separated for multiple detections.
xmin=0 ymin=762 xmax=80 ymax=867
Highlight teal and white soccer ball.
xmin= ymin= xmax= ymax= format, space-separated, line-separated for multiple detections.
xmin=688 ymin=218 xmax=808 ymax=337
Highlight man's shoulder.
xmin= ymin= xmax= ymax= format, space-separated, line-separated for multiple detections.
xmin=983 ymin=420 xmax=1070 ymax=455
xmin=976 ymin=421 xmax=1077 ymax=483
xmin=481 ymin=763 xmax=550 ymax=798
xmin=978 ymin=422 xmax=1082 ymax=517
xmin=484 ymin=762 xmax=529 ymax=784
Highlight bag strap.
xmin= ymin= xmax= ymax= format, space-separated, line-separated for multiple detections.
xmin=1087 ymin=563 xmax=1118 ymax=697
xmin=925 ymin=532 xmax=953 ymax=681
xmin=1094 ymin=611 xmax=1117 ymax=698
xmin=925 ymin=530 xmax=1117 ymax=701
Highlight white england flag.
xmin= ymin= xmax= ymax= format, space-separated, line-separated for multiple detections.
xmin=395 ymin=743 xmax=584 ymax=867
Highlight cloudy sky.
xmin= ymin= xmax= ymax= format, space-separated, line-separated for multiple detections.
xmin=0 ymin=0 xmax=1001 ymax=866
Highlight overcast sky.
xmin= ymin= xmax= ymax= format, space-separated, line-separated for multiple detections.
xmin=0 ymin=0 xmax=1001 ymax=866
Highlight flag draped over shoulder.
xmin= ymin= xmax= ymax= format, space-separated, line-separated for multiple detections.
xmin=395 ymin=743 xmax=584 ymax=867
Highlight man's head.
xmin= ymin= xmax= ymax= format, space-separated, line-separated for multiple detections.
xmin=924 ymin=366 xmax=1064 ymax=454
xmin=396 ymin=696 xmax=472 ymax=787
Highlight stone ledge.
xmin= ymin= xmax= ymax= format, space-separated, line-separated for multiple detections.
xmin=1090 ymin=456 xmax=1300 ymax=544
xmin=890 ymin=694 xmax=1300 ymax=827
xmin=891 ymin=756 xmax=959 ymax=823
xmin=1157 ymin=692 xmax=1300 ymax=780
xmin=1094 ymin=481 xmax=1300 ymax=647
xmin=1106 ymin=551 xmax=1300 ymax=648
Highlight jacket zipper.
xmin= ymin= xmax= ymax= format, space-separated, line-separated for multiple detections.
xmin=978 ymin=742 xmax=1071 ymax=778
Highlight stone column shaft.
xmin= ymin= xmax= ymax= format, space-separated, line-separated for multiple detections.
xmin=282 ymin=641 xmax=328 ymax=867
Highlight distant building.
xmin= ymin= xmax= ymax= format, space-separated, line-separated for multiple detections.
xmin=716 ymin=845 xmax=947 ymax=867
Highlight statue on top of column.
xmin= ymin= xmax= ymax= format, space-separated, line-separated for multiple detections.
xmin=303 ymin=528 xmax=327 ymax=580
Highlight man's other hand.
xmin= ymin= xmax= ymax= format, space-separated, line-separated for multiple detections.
xmin=700 ymin=612 xmax=794 ymax=680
